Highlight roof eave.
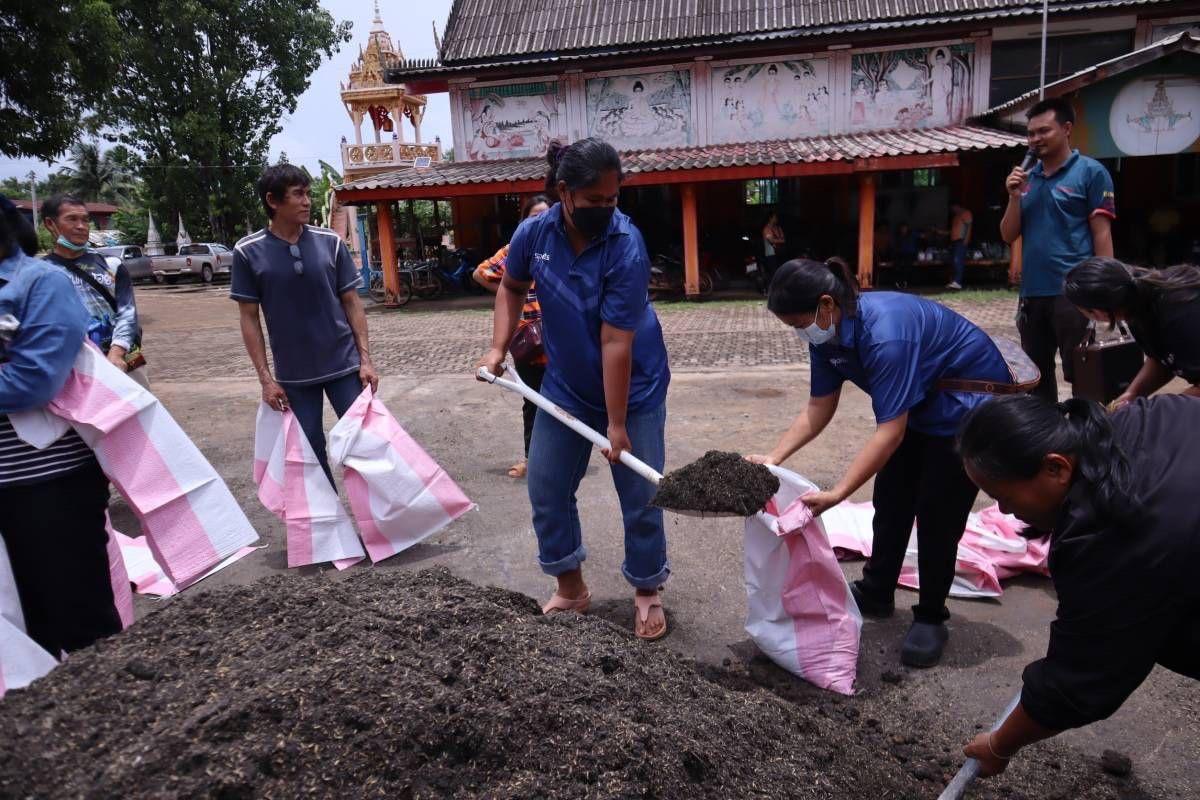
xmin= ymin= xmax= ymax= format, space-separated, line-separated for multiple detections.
xmin=385 ymin=0 xmax=1163 ymax=85
xmin=984 ymin=31 xmax=1200 ymax=118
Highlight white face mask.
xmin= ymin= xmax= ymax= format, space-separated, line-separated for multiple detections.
xmin=794 ymin=305 xmax=836 ymax=345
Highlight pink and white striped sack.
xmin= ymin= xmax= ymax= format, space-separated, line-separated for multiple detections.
xmin=327 ymin=387 xmax=474 ymax=563
xmin=254 ymin=404 xmax=365 ymax=569
xmin=0 ymin=538 xmax=58 ymax=698
xmin=743 ymin=467 xmax=862 ymax=695
xmin=40 ymin=345 xmax=259 ymax=588
xmin=820 ymin=502 xmax=1049 ymax=599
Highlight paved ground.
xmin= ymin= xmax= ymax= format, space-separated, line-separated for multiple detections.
xmin=138 ymin=283 xmax=1022 ymax=380
xmin=115 ymin=283 xmax=1197 ymax=796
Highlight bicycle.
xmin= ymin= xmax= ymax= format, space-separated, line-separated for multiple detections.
xmin=369 ymin=265 xmax=413 ymax=306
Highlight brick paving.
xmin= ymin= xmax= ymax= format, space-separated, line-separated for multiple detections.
xmin=138 ymin=285 xmax=1020 ymax=381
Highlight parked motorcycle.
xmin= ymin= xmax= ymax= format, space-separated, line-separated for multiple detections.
xmin=648 ymin=254 xmax=715 ymax=300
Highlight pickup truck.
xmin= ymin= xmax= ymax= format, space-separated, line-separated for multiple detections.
xmin=150 ymin=243 xmax=234 ymax=284
xmin=96 ymin=245 xmax=155 ymax=283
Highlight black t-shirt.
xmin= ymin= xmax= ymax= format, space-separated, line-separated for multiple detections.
xmin=1021 ymin=395 xmax=1200 ymax=730
xmin=1128 ymin=291 xmax=1200 ymax=385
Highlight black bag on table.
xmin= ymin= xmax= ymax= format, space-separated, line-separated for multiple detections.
xmin=1071 ymin=323 xmax=1144 ymax=404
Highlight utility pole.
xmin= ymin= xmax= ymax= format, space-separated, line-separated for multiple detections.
xmin=27 ymin=171 xmax=38 ymax=230
xmin=1039 ymin=0 xmax=1049 ymax=98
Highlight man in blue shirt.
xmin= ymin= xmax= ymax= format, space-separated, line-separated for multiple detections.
xmin=0 ymin=195 xmax=122 ymax=656
xmin=1001 ymin=97 xmax=1115 ymax=402
xmin=232 ymin=164 xmax=378 ymax=484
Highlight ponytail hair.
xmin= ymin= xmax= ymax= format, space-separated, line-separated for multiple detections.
xmin=957 ymin=395 xmax=1139 ymax=527
xmin=1065 ymin=257 xmax=1200 ymax=326
xmin=544 ymin=137 xmax=623 ymax=197
xmin=767 ymin=257 xmax=859 ymax=317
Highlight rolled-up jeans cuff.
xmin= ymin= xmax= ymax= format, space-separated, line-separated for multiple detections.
xmin=623 ymin=562 xmax=670 ymax=591
xmin=538 ymin=543 xmax=587 ymax=577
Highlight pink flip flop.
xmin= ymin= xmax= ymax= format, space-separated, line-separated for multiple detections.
xmin=541 ymin=591 xmax=591 ymax=615
xmin=634 ymin=592 xmax=668 ymax=641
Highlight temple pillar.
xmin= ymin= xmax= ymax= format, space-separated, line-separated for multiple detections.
xmin=376 ymin=201 xmax=400 ymax=307
xmin=857 ymin=173 xmax=876 ymax=289
xmin=681 ymin=183 xmax=700 ymax=298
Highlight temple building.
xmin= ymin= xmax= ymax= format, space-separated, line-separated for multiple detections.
xmin=336 ymin=0 xmax=1200 ymax=299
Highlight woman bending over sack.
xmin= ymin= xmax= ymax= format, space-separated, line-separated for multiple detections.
xmin=748 ymin=258 xmax=1036 ymax=668
xmin=1065 ymin=257 xmax=1200 ymax=407
xmin=958 ymin=394 xmax=1199 ymax=776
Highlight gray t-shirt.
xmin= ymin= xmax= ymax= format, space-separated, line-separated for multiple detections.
xmin=231 ymin=225 xmax=363 ymax=385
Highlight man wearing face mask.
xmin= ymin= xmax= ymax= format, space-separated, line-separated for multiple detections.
xmin=41 ymin=194 xmax=143 ymax=383
xmin=748 ymin=258 xmax=1034 ymax=667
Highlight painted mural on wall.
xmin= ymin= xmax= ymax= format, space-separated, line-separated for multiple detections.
xmin=466 ymin=83 xmax=562 ymax=161
xmin=586 ymin=70 xmax=692 ymax=150
xmin=710 ymin=59 xmax=832 ymax=142
xmin=1072 ymin=61 xmax=1200 ymax=159
xmin=849 ymin=44 xmax=974 ymax=131
xmin=1111 ymin=77 xmax=1200 ymax=155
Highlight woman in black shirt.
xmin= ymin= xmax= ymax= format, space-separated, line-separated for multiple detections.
xmin=955 ymin=394 xmax=1200 ymax=777
xmin=1065 ymin=257 xmax=1200 ymax=407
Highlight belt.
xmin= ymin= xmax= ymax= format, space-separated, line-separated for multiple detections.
xmin=935 ymin=377 xmax=1039 ymax=395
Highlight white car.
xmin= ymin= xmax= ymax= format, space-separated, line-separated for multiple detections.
xmin=150 ymin=243 xmax=234 ymax=284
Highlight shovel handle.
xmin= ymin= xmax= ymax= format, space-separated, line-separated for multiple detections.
xmin=937 ymin=691 xmax=1023 ymax=800
xmin=478 ymin=366 xmax=664 ymax=486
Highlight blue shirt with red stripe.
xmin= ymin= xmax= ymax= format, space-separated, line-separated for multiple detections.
xmin=1019 ymin=149 xmax=1116 ymax=298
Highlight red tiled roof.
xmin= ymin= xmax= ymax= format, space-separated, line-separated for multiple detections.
xmin=391 ymin=0 xmax=1168 ymax=80
xmin=338 ymin=126 xmax=1024 ymax=192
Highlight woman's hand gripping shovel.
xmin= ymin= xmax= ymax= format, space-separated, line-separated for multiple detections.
xmin=478 ymin=364 xmax=772 ymax=522
xmin=937 ymin=690 xmax=1023 ymax=800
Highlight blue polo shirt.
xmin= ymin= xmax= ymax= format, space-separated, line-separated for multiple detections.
xmin=809 ymin=292 xmax=1010 ymax=437
xmin=231 ymin=225 xmax=363 ymax=386
xmin=1020 ymin=150 xmax=1116 ymax=298
xmin=506 ymin=203 xmax=670 ymax=417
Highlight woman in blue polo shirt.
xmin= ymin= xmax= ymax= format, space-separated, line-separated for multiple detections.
xmin=477 ymin=138 xmax=672 ymax=640
xmin=748 ymin=258 xmax=1017 ymax=667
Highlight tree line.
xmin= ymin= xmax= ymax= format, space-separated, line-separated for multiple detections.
xmin=1 ymin=0 xmax=352 ymax=245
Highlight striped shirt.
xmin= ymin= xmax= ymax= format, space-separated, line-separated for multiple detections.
xmin=474 ymin=245 xmax=547 ymax=366
xmin=0 ymin=415 xmax=96 ymax=488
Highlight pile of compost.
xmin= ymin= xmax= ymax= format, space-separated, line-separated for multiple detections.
xmin=0 ymin=568 xmax=1160 ymax=800
xmin=653 ymin=450 xmax=780 ymax=516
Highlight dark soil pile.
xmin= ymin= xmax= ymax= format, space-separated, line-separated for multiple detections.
xmin=653 ymin=450 xmax=780 ymax=516
xmin=0 ymin=568 xmax=1162 ymax=800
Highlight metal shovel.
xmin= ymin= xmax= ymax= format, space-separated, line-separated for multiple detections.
xmin=937 ymin=690 xmax=1023 ymax=800
xmin=478 ymin=365 xmax=773 ymax=521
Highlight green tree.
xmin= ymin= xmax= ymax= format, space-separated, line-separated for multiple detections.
xmin=310 ymin=160 xmax=343 ymax=227
xmin=0 ymin=1 xmax=119 ymax=160
xmin=103 ymin=0 xmax=351 ymax=243
xmin=58 ymin=141 xmax=139 ymax=204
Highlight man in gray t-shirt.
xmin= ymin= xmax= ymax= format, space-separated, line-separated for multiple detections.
xmin=232 ymin=164 xmax=378 ymax=483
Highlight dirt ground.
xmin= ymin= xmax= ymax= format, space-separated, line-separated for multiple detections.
xmin=84 ymin=286 xmax=1200 ymax=796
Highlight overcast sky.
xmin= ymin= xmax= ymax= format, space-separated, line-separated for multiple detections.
xmin=0 ymin=0 xmax=455 ymax=182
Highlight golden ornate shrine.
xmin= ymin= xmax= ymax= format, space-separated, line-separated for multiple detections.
xmin=339 ymin=1 xmax=440 ymax=175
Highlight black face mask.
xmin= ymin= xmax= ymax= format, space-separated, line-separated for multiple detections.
xmin=568 ymin=194 xmax=615 ymax=240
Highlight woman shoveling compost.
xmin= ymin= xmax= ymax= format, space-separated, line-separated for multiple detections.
xmin=476 ymin=137 xmax=672 ymax=640
xmin=747 ymin=258 xmax=1038 ymax=668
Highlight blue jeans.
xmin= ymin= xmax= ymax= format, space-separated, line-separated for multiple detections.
xmin=526 ymin=402 xmax=669 ymax=590
xmin=952 ymin=240 xmax=968 ymax=284
xmin=285 ymin=369 xmax=363 ymax=485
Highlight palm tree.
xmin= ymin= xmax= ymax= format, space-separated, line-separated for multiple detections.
xmin=58 ymin=141 xmax=137 ymax=204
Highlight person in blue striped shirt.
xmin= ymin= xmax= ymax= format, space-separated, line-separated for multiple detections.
xmin=0 ymin=195 xmax=122 ymax=656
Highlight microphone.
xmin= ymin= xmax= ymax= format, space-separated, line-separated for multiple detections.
xmin=1019 ymin=148 xmax=1038 ymax=173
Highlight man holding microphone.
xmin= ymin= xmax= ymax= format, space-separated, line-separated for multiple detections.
xmin=1001 ymin=97 xmax=1116 ymax=402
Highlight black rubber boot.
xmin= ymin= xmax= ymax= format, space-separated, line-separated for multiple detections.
xmin=901 ymin=621 xmax=949 ymax=668
xmin=850 ymin=579 xmax=895 ymax=618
